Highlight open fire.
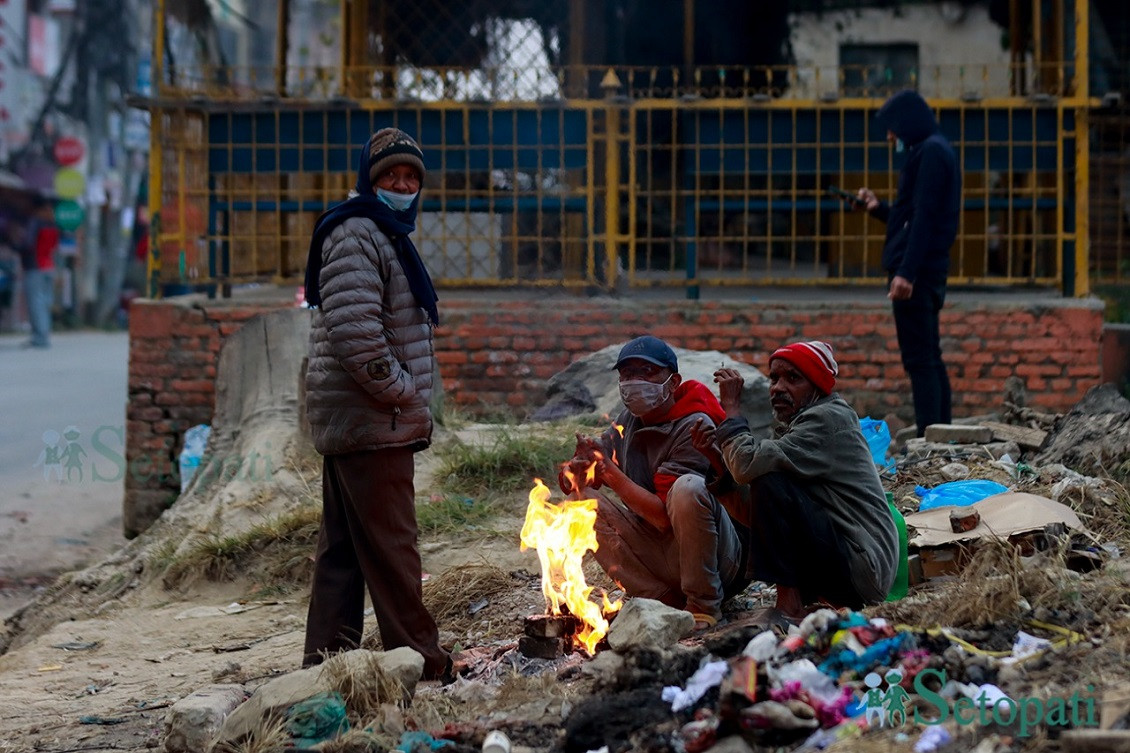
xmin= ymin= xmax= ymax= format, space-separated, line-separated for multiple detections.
xmin=519 ymin=476 xmax=621 ymax=655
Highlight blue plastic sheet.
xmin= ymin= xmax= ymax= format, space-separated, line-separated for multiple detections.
xmin=915 ymin=480 xmax=1009 ymax=511
xmin=859 ymin=418 xmax=895 ymax=472
xmin=396 ymin=731 xmax=455 ymax=752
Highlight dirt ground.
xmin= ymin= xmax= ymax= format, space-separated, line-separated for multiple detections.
xmin=2 ymin=412 xmax=1129 ymax=753
xmin=0 ymin=510 xmax=540 ymax=753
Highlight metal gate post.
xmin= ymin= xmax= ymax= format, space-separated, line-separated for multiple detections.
xmin=1072 ymin=0 xmax=1090 ymax=297
xmin=602 ymin=69 xmax=623 ymax=290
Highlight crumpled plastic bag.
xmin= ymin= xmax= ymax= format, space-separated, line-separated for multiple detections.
xmin=285 ymin=691 xmax=348 ymax=748
xmin=178 ymin=424 xmax=211 ymax=492
xmin=859 ymin=417 xmax=895 ymax=472
xmin=915 ymin=479 xmax=1009 ymax=511
xmin=662 ymin=659 xmax=729 ymax=712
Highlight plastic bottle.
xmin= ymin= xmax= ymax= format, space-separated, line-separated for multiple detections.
xmin=885 ymin=491 xmax=909 ymax=601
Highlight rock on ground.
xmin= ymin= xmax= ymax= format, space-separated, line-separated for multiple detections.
xmin=607 ymin=598 xmax=694 ymax=652
xmin=531 ymin=343 xmax=771 ymax=436
xmin=1037 ymin=385 xmax=1130 ymax=478
xmin=214 ymin=647 xmax=423 ymax=748
xmin=164 ymin=683 xmax=247 ymax=753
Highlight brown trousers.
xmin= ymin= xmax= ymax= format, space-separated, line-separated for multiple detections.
xmin=302 ymin=447 xmax=449 ymax=678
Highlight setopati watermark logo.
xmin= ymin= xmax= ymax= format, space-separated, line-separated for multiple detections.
xmin=33 ymin=425 xmax=276 ymax=485
xmin=861 ymin=669 xmax=1098 ymax=737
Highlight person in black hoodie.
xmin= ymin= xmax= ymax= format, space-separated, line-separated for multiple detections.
xmin=856 ymin=89 xmax=961 ymax=437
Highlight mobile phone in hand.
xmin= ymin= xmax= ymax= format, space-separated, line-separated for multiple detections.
xmin=828 ymin=186 xmax=866 ymax=207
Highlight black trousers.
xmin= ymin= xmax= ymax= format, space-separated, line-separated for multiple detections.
xmin=748 ymin=472 xmax=865 ymax=609
xmin=303 ymin=447 xmax=449 ymax=678
xmin=892 ymin=278 xmax=952 ymax=437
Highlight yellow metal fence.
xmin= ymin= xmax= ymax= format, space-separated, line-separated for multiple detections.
xmin=145 ymin=67 xmax=1096 ymax=295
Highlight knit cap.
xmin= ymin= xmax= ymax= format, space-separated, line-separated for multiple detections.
xmin=770 ymin=341 xmax=839 ymax=395
xmin=368 ymin=128 xmax=426 ymax=185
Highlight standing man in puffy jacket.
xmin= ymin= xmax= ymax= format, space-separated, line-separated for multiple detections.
xmin=301 ymin=128 xmax=449 ymax=680
xmin=856 ymin=90 xmax=961 ymax=436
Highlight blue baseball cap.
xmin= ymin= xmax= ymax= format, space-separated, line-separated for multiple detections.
xmin=613 ymin=335 xmax=679 ymax=372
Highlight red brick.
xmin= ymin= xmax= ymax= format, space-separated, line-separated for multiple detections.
xmin=135 ymin=406 xmax=165 ymax=421
xmin=129 ymin=302 xmax=178 ymax=339
xmin=170 ymin=379 xmax=214 ymax=393
xmin=437 ymin=350 xmax=469 ymax=365
xmin=173 ymin=324 xmax=217 ymax=338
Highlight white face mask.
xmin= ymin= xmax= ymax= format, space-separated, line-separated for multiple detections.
xmin=376 ymin=188 xmax=418 ymax=212
xmin=619 ymin=376 xmax=674 ymax=416
xmin=895 ymin=138 xmax=906 ymax=154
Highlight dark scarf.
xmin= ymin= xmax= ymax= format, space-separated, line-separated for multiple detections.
xmin=303 ymin=140 xmax=439 ymax=325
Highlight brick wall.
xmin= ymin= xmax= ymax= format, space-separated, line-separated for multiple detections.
xmin=125 ymin=295 xmax=1105 ymax=536
xmin=436 ymin=299 xmax=1104 ymax=418
xmin=125 ymin=299 xmax=279 ymax=537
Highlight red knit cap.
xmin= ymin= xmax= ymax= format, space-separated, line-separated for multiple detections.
xmin=770 ymin=341 xmax=838 ymax=395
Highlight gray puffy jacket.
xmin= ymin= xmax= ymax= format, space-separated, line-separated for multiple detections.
xmin=305 ymin=216 xmax=434 ymax=455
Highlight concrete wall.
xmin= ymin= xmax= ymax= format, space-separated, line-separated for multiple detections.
xmin=789 ymin=4 xmax=1012 ymax=99
xmin=124 ymin=294 xmax=1105 ymax=536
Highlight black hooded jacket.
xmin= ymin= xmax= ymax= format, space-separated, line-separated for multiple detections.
xmin=871 ymin=90 xmax=961 ymax=286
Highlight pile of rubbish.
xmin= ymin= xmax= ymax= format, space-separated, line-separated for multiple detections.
xmin=568 ymin=607 xmax=1094 ymax=753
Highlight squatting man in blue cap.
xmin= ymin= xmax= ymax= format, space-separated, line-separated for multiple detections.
xmin=559 ymin=335 xmax=751 ymax=631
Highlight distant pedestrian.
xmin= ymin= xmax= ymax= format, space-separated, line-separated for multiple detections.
xmin=856 ymin=90 xmax=961 ymax=436
xmin=301 ymin=128 xmax=449 ymax=680
xmin=20 ymin=198 xmax=60 ymax=348
xmin=0 ymin=240 xmax=16 ymax=332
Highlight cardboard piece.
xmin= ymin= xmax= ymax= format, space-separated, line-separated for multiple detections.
xmin=1101 ymin=685 xmax=1130 ymax=730
xmin=905 ymin=492 xmax=1085 ymax=548
xmin=918 ymin=546 xmax=967 ymax=579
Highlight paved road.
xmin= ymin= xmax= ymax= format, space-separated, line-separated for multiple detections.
xmin=0 ymin=331 xmax=129 ymax=602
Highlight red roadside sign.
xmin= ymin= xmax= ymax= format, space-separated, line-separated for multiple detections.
xmin=53 ymin=136 xmax=85 ymax=166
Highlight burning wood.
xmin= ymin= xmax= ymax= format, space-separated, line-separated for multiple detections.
xmin=519 ymin=478 xmax=622 ymax=656
xmin=524 ymin=613 xmax=580 ymax=638
xmin=518 ymin=614 xmax=579 ymax=659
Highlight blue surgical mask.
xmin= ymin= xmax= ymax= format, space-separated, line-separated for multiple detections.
xmin=376 ymin=188 xmax=418 ymax=212
xmin=895 ymin=138 xmax=905 ymax=154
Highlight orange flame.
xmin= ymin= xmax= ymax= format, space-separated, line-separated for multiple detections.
xmin=520 ymin=478 xmax=620 ymax=654
xmin=611 ymin=424 xmax=624 ymax=466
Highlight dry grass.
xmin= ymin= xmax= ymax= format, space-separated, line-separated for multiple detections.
xmin=314 ymin=728 xmax=385 ymax=753
xmin=320 ymin=651 xmax=409 ymax=720
xmin=421 ymin=563 xmax=515 ymax=633
xmin=161 ymin=505 xmax=321 ymax=589
xmin=212 ymin=715 xmax=290 ymax=753
xmin=877 ymin=538 xmax=1130 ymax=632
xmin=404 ymin=690 xmax=461 ymax=733
xmin=1060 ymin=475 xmax=1130 ymax=541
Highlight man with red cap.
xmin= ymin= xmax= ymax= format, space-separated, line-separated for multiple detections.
xmin=692 ymin=341 xmax=898 ymax=621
